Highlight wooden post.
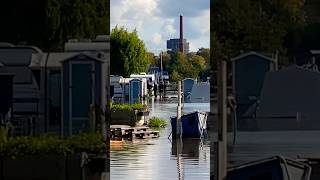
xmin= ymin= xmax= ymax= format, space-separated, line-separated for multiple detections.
xmin=174 ymin=79 xmax=184 ymax=178
xmin=104 ymin=43 xmax=111 ymax=177
xmin=215 ymin=60 xmax=227 ymax=180
xmin=176 ymin=138 xmax=184 ymax=180
xmin=175 ymin=80 xmax=184 ymax=180
xmin=176 ymin=81 xmax=182 ymax=139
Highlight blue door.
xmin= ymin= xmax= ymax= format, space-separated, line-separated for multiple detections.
xmin=70 ymin=63 xmax=93 ymax=133
xmin=130 ymin=79 xmax=141 ymax=104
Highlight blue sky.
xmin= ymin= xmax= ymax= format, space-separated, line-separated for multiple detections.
xmin=110 ymin=0 xmax=210 ymax=54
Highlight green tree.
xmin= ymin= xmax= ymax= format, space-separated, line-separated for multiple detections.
xmin=187 ymin=53 xmax=206 ymax=75
xmin=110 ymin=27 xmax=148 ymax=77
xmin=168 ymin=51 xmax=205 ymax=81
xmin=196 ymin=48 xmax=211 ymax=78
xmin=159 ymin=52 xmax=171 ymax=71
xmin=46 ymin=0 xmax=110 ymax=50
xmin=284 ymin=0 xmax=320 ymax=62
xmin=211 ymin=0 xmax=305 ymax=64
xmin=171 ymin=70 xmax=182 ymax=82
xmin=0 ymin=0 xmax=110 ymax=51
xmin=146 ymin=52 xmax=156 ymax=66
xmin=196 ymin=48 xmax=210 ymax=64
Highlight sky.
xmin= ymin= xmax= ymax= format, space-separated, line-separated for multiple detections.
xmin=110 ymin=0 xmax=210 ymax=54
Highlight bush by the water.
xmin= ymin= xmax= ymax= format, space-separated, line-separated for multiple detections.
xmin=111 ymin=103 xmax=147 ymax=112
xmin=0 ymin=133 xmax=106 ymax=158
xmin=148 ymin=117 xmax=167 ymax=128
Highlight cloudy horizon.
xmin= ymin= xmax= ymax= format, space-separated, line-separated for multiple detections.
xmin=110 ymin=0 xmax=210 ymax=54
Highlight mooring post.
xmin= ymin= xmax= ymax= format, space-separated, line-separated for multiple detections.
xmin=175 ymin=80 xmax=184 ymax=179
xmin=176 ymin=81 xmax=182 ymax=139
xmin=215 ymin=60 xmax=227 ymax=180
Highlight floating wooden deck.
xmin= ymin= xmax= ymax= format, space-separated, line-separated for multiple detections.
xmin=110 ymin=125 xmax=160 ymax=140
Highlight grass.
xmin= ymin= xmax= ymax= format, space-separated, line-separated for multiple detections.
xmin=148 ymin=117 xmax=167 ymax=128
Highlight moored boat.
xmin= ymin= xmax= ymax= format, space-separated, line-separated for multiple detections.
xmin=171 ymin=111 xmax=208 ymax=138
xmin=226 ymin=156 xmax=311 ymax=180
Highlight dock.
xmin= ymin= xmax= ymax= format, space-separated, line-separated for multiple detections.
xmin=110 ymin=125 xmax=160 ymax=140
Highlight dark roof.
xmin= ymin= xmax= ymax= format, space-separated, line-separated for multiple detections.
xmin=256 ymin=65 xmax=320 ymax=129
xmin=231 ymin=51 xmax=275 ymax=62
xmin=61 ymin=52 xmax=105 ymax=63
xmin=31 ymin=51 xmax=107 ymax=68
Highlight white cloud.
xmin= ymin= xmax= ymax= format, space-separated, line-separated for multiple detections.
xmin=189 ymin=42 xmax=194 ymax=52
xmin=164 ymin=24 xmax=176 ymax=35
xmin=111 ymin=0 xmax=210 ymax=53
xmin=151 ymin=33 xmax=163 ymax=45
xmin=120 ymin=0 xmax=158 ymax=20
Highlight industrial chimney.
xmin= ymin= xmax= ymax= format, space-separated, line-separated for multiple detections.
xmin=179 ymin=15 xmax=184 ymax=53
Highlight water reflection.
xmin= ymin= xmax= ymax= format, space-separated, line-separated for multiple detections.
xmin=170 ymin=138 xmax=210 ymax=180
xmin=228 ymin=131 xmax=320 ymax=166
xmin=110 ymin=102 xmax=210 ymax=180
xmin=171 ymin=139 xmax=207 ymax=159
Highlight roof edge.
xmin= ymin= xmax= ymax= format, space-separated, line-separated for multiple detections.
xmin=230 ymin=51 xmax=275 ymax=62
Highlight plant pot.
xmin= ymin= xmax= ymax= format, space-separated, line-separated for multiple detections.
xmin=111 ymin=111 xmax=137 ymax=126
xmin=135 ymin=116 xmax=145 ymax=126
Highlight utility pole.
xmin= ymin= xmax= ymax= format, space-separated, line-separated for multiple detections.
xmin=160 ymin=52 xmax=163 ymax=83
xmin=159 ymin=52 xmax=164 ymax=100
xmin=215 ymin=60 xmax=227 ymax=180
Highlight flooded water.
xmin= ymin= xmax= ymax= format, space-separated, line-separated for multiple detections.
xmin=228 ymin=131 xmax=320 ymax=166
xmin=110 ymin=102 xmax=210 ymax=180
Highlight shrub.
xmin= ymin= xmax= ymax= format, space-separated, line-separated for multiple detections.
xmin=111 ymin=103 xmax=147 ymax=112
xmin=148 ymin=117 xmax=167 ymax=128
xmin=0 ymin=133 xmax=106 ymax=158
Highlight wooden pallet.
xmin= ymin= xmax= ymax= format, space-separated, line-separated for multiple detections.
xmin=133 ymin=131 xmax=160 ymax=139
xmin=110 ymin=125 xmax=159 ymax=139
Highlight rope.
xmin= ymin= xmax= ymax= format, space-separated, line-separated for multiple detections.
xmin=198 ymin=113 xmax=208 ymax=140
xmin=233 ymin=105 xmax=237 ymax=145
xmin=279 ymin=156 xmax=292 ymax=180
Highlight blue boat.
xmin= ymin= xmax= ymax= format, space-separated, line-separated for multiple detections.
xmin=171 ymin=111 xmax=207 ymax=138
xmin=226 ymin=156 xmax=311 ymax=180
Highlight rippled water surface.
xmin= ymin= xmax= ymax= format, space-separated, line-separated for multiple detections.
xmin=110 ymin=102 xmax=210 ymax=180
xmin=228 ymin=131 xmax=320 ymax=166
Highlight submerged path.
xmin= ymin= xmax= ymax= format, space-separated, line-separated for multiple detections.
xmin=110 ymin=102 xmax=210 ymax=180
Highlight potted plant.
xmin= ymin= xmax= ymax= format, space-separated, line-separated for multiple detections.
xmin=110 ymin=103 xmax=148 ymax=126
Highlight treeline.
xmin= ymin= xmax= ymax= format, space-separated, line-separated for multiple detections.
xmin=110 ymin=27 xmax=148 ymax=77
xmin=0 ymin=0 xmax=109 ymax=51
xmin=110 ymin=27 xmax=210 ymax=81
xmin=154 ymin=49 xmax=210 ymax=82
xmin=212 ymin=0 xmax=320 ymax=65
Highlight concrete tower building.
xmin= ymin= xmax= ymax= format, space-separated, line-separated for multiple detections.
xmin=167 ymin=15 xmax=190 ymax=54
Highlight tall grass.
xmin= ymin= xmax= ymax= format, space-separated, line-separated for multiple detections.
xmin=148 ymin=117 xmax=167 ymax=128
